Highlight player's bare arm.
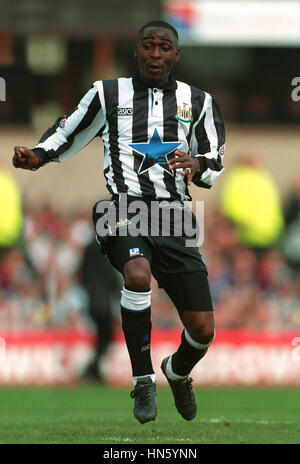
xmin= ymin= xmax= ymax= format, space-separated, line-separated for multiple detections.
xmin=167 ymin=150 xmax=201 ymax=185
xmin=12 ymin=146 xmax=41 ymax=170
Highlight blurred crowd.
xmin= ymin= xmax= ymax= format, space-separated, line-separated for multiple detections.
xmin=0 ymin=192 xmax=299 ymax=333
xmin=0 ymin=207 xmax=94 ymax=330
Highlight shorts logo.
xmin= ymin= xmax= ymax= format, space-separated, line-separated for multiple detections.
xmin=175 ymin=102 xmax=193 ymax=123
xmin=118 ymin=107 xmax=133 ymax=116
xmin=130 ymin=248 xmax=141 ymax=257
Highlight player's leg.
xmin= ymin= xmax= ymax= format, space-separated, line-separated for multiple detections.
xmin=121 ymin=257 xmax=155 ymax=383
xmin=159 ymin=271 xmax=214 ymax=420
xmin=106 ymin=237 xmax=157 ymax=424
xmin=172 ymin=306 xmax=215 ymax=377
xmin=80 ymin=311 xmax=115 ymax=382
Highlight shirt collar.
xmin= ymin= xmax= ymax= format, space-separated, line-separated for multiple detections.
xmin=132 ymin=70 xmax=177 ymax=91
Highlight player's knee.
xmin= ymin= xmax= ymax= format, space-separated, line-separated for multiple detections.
xmin=189 ymin=325 xmax=215 ymax=345
xmin=183 ymin=312 xmax=215 ymax=345
xmin=123 ymin=258 xmax=151 ymax=291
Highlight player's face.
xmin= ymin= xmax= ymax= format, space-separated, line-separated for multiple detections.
xmin=135 ymin=27 xmax=180 ymax=88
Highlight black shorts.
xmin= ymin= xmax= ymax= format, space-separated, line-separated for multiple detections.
xmin=92 ymin=198 xmax=213 ymax=313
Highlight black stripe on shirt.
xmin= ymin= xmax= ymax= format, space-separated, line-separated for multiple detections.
xmin=187 ymin=86 xmax=206 ymax=148
xmin=55 ymin=95 xmax=100 ymax=156
xmin=99 ymin=124 xmax=114 ymax=195
xmin=33 ymin=94 xmax=102 ymax=164
xmin=185 ymin=87 xmax=208 ymax=192
xmin=132 ymin=88 xmax=156 ymax=199
xmin=212 ymin=97 xmax=226 ymax=149
xmin=38 ymin=107 xmax=78 ymax=146
xmin=103 ymin=79 xmax=128 ymax=193
xmin=162 ymin=88 xmax=182 ymax=200
xmin=194 ymin=114 xmax=211 ymax=155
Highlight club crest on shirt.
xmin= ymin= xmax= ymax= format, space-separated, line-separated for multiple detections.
xmin=175 ymin=103 xmax=193 ymax=123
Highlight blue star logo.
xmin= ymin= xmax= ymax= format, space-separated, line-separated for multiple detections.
xmin=129 ymin=128 xmax=181 ymax=175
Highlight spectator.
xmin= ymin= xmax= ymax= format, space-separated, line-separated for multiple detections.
xmin=79 ymin=237 xmax=122 ymax=382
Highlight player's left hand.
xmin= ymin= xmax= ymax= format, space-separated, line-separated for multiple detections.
xmin=167 ymin=151 xmax=200 ymax=185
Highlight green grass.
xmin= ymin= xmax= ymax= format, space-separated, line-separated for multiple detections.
xmin=0 ymin=385 xmax=299 ymax=444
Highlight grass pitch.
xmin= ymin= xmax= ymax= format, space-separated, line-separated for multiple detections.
xmin=0 ymin=384 xmax=299 ymax=444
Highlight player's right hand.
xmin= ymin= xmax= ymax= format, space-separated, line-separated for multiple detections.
xmin=12 ymin=146 xmax=41 ymax=170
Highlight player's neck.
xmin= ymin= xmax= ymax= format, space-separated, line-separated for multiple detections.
xmin=138 ymin=70 xmax=169 ymax=89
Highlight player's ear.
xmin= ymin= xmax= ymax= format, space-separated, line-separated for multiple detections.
xmin=134 ymin=43 xmax=138 ymax=58
xmin=174 ymin=48 xmax=181 ymax=63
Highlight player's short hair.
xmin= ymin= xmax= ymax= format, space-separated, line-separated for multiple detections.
xmin=138 ymin=20 xmax=178 ymax=44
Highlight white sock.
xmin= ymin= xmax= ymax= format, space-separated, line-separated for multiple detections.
xmin=121 ymin=287 xmax=151 ymax=312
xmin=165 ymin=356 xmax=187 ymax=381
xmin=165 ymin=331 xmax=216 ymax=381
xmin=132 ymin=373 xmax=156 ymax=386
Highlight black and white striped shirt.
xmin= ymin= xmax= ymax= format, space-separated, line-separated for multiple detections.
xmin=33 ymin=73 xmax=225 ymax=201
